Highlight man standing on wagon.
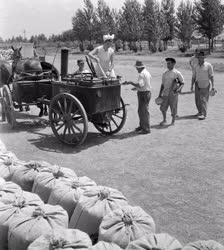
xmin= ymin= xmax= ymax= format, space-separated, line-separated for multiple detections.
xmin=191 ymin=51 xmax=215 ymax=120
xmin=88 ymin=34 xmax=116 ymax=78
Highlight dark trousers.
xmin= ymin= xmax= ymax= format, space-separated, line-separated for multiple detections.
xmin=137 ymin=91 xmax=151 ymax=131
xmin=195 ymin=83 xmax=210 ymax=116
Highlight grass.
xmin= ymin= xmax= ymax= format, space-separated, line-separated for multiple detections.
xmin=0 ymin=54 xmax=224 ymax=246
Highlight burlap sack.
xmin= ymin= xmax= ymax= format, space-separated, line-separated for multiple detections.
xmin=89 ymin=241 xmax=122 ymax=250
xmin=48 ymin=176 xmax=96 ymax=219
xmin=32 ymin=166 xmax=77 ymax=202
xmin=0 ymin=177 xmax=22 ymax=203
xmin=0 ymin=191 xmax=43 ymax=250
xmin=99 ymin=205 xmax=156 ymax=249
xmin=28 ymin=228 xmax=92 ymax=250
xmin=182 ymin=240 xmax=224 ymax=250
xmin=11 ymin=161 xmax=55 ymax=191
xmin=126 ymin=233 xmax=182 ymax=250
xmin=69 ymin=186 xmax=128 ymax=237
xmin=0 ymin=152 xmax=21 ymax=181
xmin=8 ymin=204 xmax=69 ymax=250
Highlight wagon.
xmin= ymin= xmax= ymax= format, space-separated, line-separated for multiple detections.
xmin=2 ymin=49 xmax=127 ymax=146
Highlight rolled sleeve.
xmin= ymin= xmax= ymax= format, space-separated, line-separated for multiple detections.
xmin=208 ymin=64 xmax=214 ymax=77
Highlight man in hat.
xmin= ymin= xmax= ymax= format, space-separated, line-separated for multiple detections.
xmin=73 ymin=59 xmax=90 ymax=75
xmin=191 ymin=51 xmax=215 ymax=120
xmin=158 ymin=58 xmax=184 ymax=126
xmin=127 ymin=60 xmax=152 ymax=134
xmin=88 ymin=34 xmax=115 ymax=78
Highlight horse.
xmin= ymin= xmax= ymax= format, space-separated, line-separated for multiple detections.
xmin=0 ymin=46 xmax=53 ymax=117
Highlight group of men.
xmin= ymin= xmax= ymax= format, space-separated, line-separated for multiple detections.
xmin=74 ymin=35 xmax=215 ymax=135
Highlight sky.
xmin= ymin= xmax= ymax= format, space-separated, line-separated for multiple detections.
xmin=0 ymin=0 xmax=198 ymax=40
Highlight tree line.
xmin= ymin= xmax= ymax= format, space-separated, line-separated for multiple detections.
xmin=3 ymin=0 xmax=224 ymax=53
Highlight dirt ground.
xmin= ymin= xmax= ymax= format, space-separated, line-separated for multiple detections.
xmin=0 ymin=54 xmax=224 ymax=245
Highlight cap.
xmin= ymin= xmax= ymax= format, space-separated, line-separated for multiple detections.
xmin=165 ymin=57 xmax=176 ymax=64
xmin=135 ymin=60 xmax=145 ymax=68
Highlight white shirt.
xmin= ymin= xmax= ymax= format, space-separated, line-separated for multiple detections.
xmin=162 ymin=69 xmax=184 ymax=96
xmin=189 ymin=56 xmax=198 ymax=70
xmin=74 ymin=69 xmax=90 ymax=74
xmin=137 ymin=68 xmax=152 ymax=92
xmin=193 ymin=61 xmax=214 ymax=88
xmin=92 ymin=45 xmax=115 ymax=77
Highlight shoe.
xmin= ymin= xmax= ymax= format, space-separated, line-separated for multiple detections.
xmin=160 ymin=121 xmax=167 ymax=126
xmin=195 ymin=112 xmax=201 ymax=117
xmin=135 ymin=127 xmax=142 ymax=132
xmin=138 ymin=130 xmax=151 ymax=134
xmin=170 ymin=121 xmax=175 ymax=126
xmin=198 ymin=114 xmax=205 ymax=120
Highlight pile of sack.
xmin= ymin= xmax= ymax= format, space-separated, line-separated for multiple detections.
xmin=0 ymin=49 xmax=13 ymax=61
xmin=0 ymin=146 xmax=223 ymax=250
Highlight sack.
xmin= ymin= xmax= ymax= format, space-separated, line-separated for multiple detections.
xmin=182 ymin=240 xmax=224 ymax=250
xmin=0 ymin=191 xmax=43 ymax=250
xmin=99 ymin=205 xmax=156 ymax=248
xmin=48 ymin=176 xmax=96 ymax=219
xmin=0 ymin=152 xmax=21 ymax=181
xmin=32 ymin=166 xmax=77 ymax=202
xmin=8 ymin=204 xmax=69 ymax=250
xmin=28 ymin=228 xmax=92 ymax=250
xmin=69 ymin=186 xmax=128 ymax=238
xmin=11 ymin=161 xmax=55 ymax=191
xmin=126 ymin=233 xmax=182 ymax=250
xmin=0 ymin=177 xmax=22 ymax=203
xmin=89 ymin=241 xmax=122 ymax=250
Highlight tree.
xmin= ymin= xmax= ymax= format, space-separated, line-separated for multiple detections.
xmin=193 ymin=0 xmax=224 ymax=52
xmin=161 ymin=0 xmax=175 ymax=50
xmin=95 ymin=0 xmax=117 ymax=41
xmin=72 ymin=0 xmax=97 ymax=49
xmin=143 ymin=0 xmax=159 ymax=51
xmin=118 ymin=0 xmax=144 ymax=51
xmin=176 ymin=0 xmax=195 ymax=49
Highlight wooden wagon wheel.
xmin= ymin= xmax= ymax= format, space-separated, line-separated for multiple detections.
xmin=2 ymin=85 xmax=16 ymax=128
xmin=93 ymin=97 xmax=127 ymax=135
xmin=49 ymin=93 xmax=88 ymax=146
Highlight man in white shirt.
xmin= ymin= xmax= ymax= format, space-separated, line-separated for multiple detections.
xmin=128 ymin=60 xmax=152 ymax=134
xmin=191 ymin=51 xmax=215 ymax=120
xmin=158 ymin=58 xmax=184 ymax=126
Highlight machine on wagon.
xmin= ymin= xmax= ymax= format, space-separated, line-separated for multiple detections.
xmin=1 ymin=48 xmax=127 ymax=146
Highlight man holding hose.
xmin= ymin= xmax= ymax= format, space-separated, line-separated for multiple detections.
xmin=88 ymin=34 xmax=116 ymax=78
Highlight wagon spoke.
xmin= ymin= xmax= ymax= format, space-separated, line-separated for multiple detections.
xmin=63 ymin=97 xmax=67 ymax=113
xmin=68 ymin=101 xmax=72 ymax=116
xmin=72 ymin=121 xmax=82 ymax=134
xmin=70 ymin=125 xmax=79 ymax=141
xmin=109 ymin=123 xmax=112 ymax=132
xmin=62 ymin=124 xmax=68 ymax=138
xmin=71 ymin=109 xmax=80 ymax=118
xmin=57 ymin=100 xmax=65 ymax=115
xmin=111 ymin=116 xmax=119 ymax=128
xmin=56 ymin=121 xmax=66 ymax=132
xmin=113 ymin=113 xmax=123 ymax=119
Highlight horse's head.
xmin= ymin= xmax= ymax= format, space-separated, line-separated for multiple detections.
xmin=11 ymin=46 xmax=22 ymax=62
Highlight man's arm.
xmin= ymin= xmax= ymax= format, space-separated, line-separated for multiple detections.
xmin=88 ymin=47 xmax=99 ymax=63
xmin=191 ymin=69 xmax=196 ymax=91
xmin=208 ymin=64 xmax=214 ymax=89
xmin=109 ymin=52 xmax=114 ymax=72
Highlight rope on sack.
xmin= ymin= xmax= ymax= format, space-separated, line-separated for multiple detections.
xmin=71 ymin=179 xmax=81 ymax=189
xmin=49 ymin=237 xmax=68 ymax=250
xmin=98 ymin=188 xmax=110 ymax=200
xmin=13 ymin=197 xmax=26 ymax=208
xmin=53 ymin=166 xmax=65 ymax=179
xmin=24 ymin=161 xmax=42 ymax=171
xmin=32 ymin=207 xmax=47 ymax=218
